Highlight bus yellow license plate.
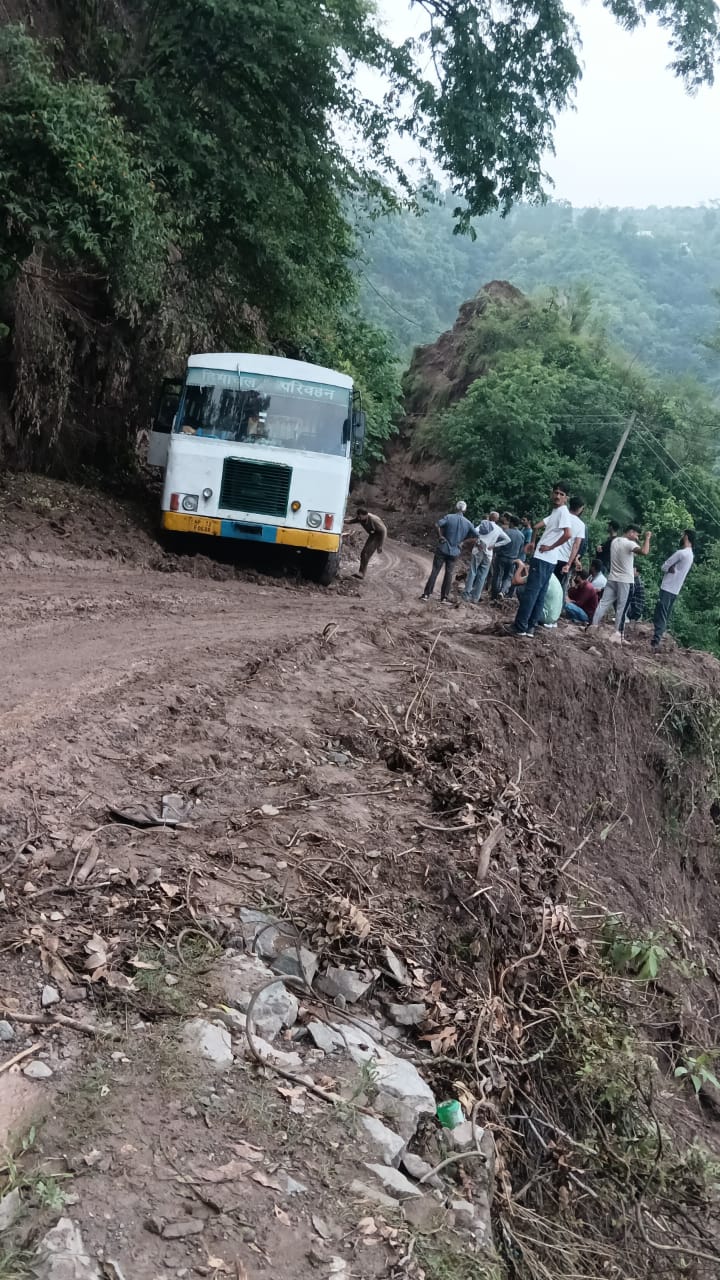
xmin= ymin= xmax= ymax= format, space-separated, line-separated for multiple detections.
xmin=184 ymin=515 xmax=218 ymax=535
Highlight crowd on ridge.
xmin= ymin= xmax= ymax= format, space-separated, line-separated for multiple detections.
xmin=345 ymin=485 xmax=695 ymax=652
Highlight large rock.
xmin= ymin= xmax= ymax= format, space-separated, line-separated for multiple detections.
xmin=386 ymin=1002 xmax=427 ymax=1028
xmin=0 ymin=1188 xmax=21 ymax=1231
xmin=401 ymin=1152 xmax=440 ymax=1186
xmin=236 ymin=1031 xmax=302 ymax=1070
xmin=309 ymin=1022 xmax=435 ymax=1139
xmin=182 ymin=1019 xmax=233 ymax=1070
xmin=349 ymin=1180 xmax=398 ymax=1210
xmin=365 ymin=1163 xmax=422 ymax=1199
xmin=317 ymin=966 xmax=374 ymax=1005
xmin=358 ymin=1115 xmax=406 ymax=1166
xmin=306 ymin=1020 xmax=341 ymax=1054
xmin=34 ymin=1219 xmax=101 ymax=1280
xmin=232 ymin=909 xmax=298 ymax=961
xmin=271 ymin=946 xmax=319 ymax=988
xmin=218 ymin=954 xmax=298 ymax=1041
xmin=231 ymin=909 xmax=318 ymax=988
xmin=23 ymin=1061 xmax=53 ymax=1080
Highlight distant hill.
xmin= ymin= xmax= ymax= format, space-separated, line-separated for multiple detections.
xmin=358 ymin=200 xmax=720 ymax=386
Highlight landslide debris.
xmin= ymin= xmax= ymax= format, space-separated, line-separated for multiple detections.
xmin=0 ymin=501 xmax=719 ymax=1278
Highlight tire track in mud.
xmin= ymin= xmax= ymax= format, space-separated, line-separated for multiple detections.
xmin=0 ymin=540 xmax=439 ymax=806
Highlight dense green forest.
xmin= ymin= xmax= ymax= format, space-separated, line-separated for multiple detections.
xmin=360 ymin=199 xmax=720 ymax=384
xmin=0 ymin=0 xmax=719 ymax=473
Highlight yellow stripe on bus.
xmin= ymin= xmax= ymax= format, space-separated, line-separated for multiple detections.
xmin=276 ymin=528 xmax=340 ymax=551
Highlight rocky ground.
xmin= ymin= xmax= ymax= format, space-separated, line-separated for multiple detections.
xmin=1 ymin=476 xmax=719 ymax=1280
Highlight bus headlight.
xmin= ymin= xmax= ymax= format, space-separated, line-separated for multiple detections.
xmin=307 ymin=511 xmax=322 ymax=529
xmin=182 ymin=494 xmax=199 ymax=512
xmin=291 ymin=501 xmax=301 ymax=513
xmin=202 ymin=488 xmax=213 ymax=501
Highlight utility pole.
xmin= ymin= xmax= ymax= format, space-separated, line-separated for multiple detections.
xmin=592 ymin=413 xmax=636 ymax=520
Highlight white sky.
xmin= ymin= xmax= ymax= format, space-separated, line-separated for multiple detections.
xmin=372 ymin=0 xmax=720 ymax=207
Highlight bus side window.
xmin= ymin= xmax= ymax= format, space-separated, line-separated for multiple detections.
xmin=154 ymin=379 xmax=182 ymax=432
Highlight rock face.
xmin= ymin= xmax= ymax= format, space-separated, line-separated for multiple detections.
xmin=34 ymin=1219 xmax=101 ymax=1280
xmin=182 ymin=1019 xmax=233 ymax=1069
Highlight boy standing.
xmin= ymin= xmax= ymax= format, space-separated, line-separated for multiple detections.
xmin=591 ymin=525 xmax=651 ymax=643
xmin=507 ymin=485 xmax=571 ymax=638
xmin=651 ymin=530 xmax=695 ymax=650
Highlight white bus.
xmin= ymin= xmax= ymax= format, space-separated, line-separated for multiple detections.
xmin=148 ymin=353 xmax=365 ymax=584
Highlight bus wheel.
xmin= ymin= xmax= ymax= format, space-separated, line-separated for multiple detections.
xmin=303 ymin=549 xmax=341 ymax=585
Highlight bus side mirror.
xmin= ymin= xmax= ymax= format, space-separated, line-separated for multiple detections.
xmin=352 ymin=411 xmax=366 ymax=454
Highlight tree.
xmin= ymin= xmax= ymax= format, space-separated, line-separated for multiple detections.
xmin=0 ymin=0 xmax=718 ymax=470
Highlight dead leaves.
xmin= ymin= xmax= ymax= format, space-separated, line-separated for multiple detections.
xmin=325 ymin=895 xmax=372 ymax=942
xmin=419 ymin=1024 xmax=458 ymax=1056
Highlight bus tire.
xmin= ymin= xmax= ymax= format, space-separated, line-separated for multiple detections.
xmin=303 ymin=549 xmax=341 ymax=585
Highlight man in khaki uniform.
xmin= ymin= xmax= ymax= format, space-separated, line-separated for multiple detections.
xmin=344 ymin=507 xmax=387 ymax=579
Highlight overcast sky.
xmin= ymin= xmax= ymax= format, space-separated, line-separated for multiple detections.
xmin=374 ymin=1 xmax=720 ymax=207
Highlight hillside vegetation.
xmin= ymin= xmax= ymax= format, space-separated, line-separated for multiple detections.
xmin=377 ymin=283 xmax=720 ymax=655
xmin=1 ymin=1 xmax=719 ymax=473
xmin=360 ymin=199 xmax=720 ymax=383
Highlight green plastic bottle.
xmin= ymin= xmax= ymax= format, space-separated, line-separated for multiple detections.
xmin=436 ymin=1099 xmax=464 ymax=1129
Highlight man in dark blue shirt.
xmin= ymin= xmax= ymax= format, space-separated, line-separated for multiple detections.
xmin=421 ymin=502 xmax=477 ymax=603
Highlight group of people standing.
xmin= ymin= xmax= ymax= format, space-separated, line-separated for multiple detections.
xmin=417 ymin=486 xmax=695 ymax=649
xmin=343 ymin=495 xmax=695 ymax=651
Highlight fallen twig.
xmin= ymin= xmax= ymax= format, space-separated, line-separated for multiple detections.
xmin=0 ymin=1010 xmax=98 ymax=1036
xmin=0 ymin=1041 xmax=42 ymax=1074
xmin=559 ymin=833 xmax=591 ymax=875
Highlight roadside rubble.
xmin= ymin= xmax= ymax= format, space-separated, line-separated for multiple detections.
xmin=35 ymin=1218 xmax=101 ymax=1280
xmin=174 ymin=906 xmax=497 ymax=1253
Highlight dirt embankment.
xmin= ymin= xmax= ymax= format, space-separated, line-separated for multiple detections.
xmin=356 ymin=281 xmax=526 ymax=544
xmin=1 ymin=479 xmax=719 ymax=1279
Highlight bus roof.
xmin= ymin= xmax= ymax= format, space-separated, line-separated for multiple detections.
xmin=187 ymin=352 xmax=353 ymax=390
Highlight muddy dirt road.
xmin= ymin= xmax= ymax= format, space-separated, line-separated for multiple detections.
xmin=3 ymin=489 xmax=720 ymax=1280
xmin=2 ymin=528 xmax=504 ymax=1279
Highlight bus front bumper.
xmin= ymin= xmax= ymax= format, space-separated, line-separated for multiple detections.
xmin=161 ymin=511 xmax=340 ymax=552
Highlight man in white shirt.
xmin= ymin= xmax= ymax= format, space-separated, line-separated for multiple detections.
xmin=462 ymin=518 xmax=511 ymax=603
xmin=555 ymin=497 xmax=586 ymax=595
xmin=507 ymin=483 xmax=571 ymax=637
xmin=590 ymin=525 xmax=651 ymax=643
xmin=651 ymin=529 xmax=695 ymax=650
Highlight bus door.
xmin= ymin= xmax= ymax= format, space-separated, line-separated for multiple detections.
xmin=147 ymin=378 xmax=182 ymax=468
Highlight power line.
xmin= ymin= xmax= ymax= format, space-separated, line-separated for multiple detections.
xmin=359 ymin=272 xmax=424 ymax=329
xmin=633 ymin=423 xmax=720 ymax=532
xmin=633 ymin=422 xmax=720 ymax=527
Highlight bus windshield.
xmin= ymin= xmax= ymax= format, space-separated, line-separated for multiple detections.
xmin=175 ymin=368 xmax=350 ymax=457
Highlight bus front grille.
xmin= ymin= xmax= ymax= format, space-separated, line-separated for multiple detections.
xmin=219 ymin=458 xmax=292 ymax=519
